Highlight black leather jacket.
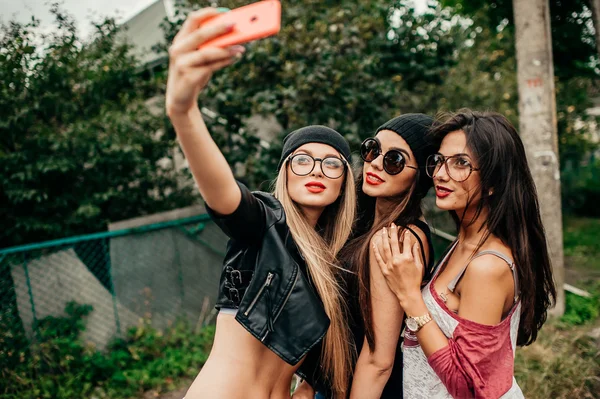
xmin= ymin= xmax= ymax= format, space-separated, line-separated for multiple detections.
xmin=207 ymin=182 xmax=330 ymax=366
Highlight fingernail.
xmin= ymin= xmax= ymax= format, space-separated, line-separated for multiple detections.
xmin=391 ymin=223 xmax=396 ymax=229
xmin=228 ymin=45 xmax=246 ymax=54
xmin=216 ymin=7 xmax=230 ymax=13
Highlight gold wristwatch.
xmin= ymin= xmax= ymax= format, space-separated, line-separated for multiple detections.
xmin=406 ymin=313 xmax=432 ymax=333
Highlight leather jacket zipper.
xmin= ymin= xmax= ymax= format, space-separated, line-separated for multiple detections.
xmin=272 ymin=269 xmax=299 ymax=322
xmin=261 ymin=267 xmax=300 ymax=342
xmin=244 ymin=272 xmax=274 ymax=317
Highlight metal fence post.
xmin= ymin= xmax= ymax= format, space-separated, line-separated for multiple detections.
xmin=103 ymin=238 xmax=122 ymax=337
xmin=21 ymin=253 xmax=37 ymax=334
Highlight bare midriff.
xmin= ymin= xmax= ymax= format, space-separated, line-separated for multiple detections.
xmin=184 ymin=313 xmax=302 ymax=399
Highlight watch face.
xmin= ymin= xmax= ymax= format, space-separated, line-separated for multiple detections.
xmin=406 ymin=318 xmax=418 ymax=331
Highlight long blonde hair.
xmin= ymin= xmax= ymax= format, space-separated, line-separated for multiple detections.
xmin=273 ymin=156 xmax=356 ymax=397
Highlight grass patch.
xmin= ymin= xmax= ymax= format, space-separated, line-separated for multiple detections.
xmin=516 ymin=319 xmax=600 ymax=399
xmin=517 ymin=260 xmax=600 ymax=399
xmin=564 ymin=216 xmax=600 ymax=275
xmin=1 ymin=302 xmax=214 ymax=399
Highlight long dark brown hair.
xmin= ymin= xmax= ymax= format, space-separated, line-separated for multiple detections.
xmin=341 ymin=168 xmax=425 ymax=351
xmin=430 ymin=109 xmax=556 ymax=346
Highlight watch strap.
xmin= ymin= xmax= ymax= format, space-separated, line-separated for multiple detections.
xmin=408 ymin=313 xmax=432 ymax=332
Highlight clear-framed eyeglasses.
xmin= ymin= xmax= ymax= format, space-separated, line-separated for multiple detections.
xmin=425 ymin=153 xmax=480 ymax=182
xmin=287 ymin=153 xmax=347 ymax=179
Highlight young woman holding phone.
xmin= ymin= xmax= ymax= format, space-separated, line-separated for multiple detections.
xmin=166 ymin=8 xmax=355 ymax=399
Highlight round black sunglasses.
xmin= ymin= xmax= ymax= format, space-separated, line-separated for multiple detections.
xmin=360 ymin=138 xmax=417 ymax=175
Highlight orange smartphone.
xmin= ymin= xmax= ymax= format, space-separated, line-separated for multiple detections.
xmin=198 ymin=0 xmax=281 ymax=49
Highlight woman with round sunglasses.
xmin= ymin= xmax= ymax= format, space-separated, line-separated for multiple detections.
xmin=166 ymin=9 xmax=356 ymax=399
xmin=294 ymin=114 xmax=437 ymax=399
xmin=373 ymin=110 xmax=556 ymax=398
xmin=342 ymin=114 xmax=437 ymax=399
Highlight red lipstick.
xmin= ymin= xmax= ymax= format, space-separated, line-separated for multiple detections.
xmin=435 ymin=185 xmax=453 ymax=199
xmin=306 ymin=181 xmax=326 ymax=193
xmin=366 ymin=172 xmax=385 ymax=186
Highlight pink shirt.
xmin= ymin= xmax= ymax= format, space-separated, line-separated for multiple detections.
xmin=403 ymin=241 xmax=524 ymax=399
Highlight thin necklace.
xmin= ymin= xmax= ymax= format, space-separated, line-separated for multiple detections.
xmin=438 ymin=240 xmax=459 ymax=304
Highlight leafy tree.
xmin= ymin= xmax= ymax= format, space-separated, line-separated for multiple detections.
xmin=158 ymin=0 xmax=464 ymax=189
xmin=439 ymin=0 xmax=600 ymax=216
xmin=433 ymin=8 xmax=519 ymax=122
xmin=0 ymin=5 xmax=196 ymax=247
xmin=441 ymin=0 xmax=598 ymax=79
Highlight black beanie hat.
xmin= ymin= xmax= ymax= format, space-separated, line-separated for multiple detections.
xmin=277 ymin=125 xmax=352 ymax=171
xmin=376 ymin=113 xmax=435 ymax=197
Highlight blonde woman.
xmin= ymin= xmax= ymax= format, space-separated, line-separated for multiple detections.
xmin=166 ymin=9 xmax=356 ymax=399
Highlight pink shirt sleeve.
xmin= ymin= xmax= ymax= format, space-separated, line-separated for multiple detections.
xmin=427 ymin=320 xmax=515 ymax=399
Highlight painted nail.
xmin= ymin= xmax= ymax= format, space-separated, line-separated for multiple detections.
xmin=216 ymin=7 xmax=230 ymax=13
xmin=228 ymin=45 xmax=246 ymax=54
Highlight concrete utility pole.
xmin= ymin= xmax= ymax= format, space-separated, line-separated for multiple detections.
xmin=513 ymin=0 xmax=565 ymax=316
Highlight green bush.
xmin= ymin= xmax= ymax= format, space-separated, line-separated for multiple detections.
xmin=0 ymin=302 xmax=214 ymax=399
xmin=0 ymin=5 xmax=196 ymax=248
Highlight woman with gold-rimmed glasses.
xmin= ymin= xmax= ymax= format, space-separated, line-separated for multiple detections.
xmin=373 ymin=110 xmax=556 ymax=398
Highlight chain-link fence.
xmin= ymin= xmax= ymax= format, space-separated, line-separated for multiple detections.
xmin=0 ymin=203 xmax=456 ymax=367
xmin=0 ymin=214 xmax=228 ymax=356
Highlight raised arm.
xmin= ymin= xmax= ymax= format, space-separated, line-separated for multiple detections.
xmin=165 ymin=8 xmax=246 ymax=216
